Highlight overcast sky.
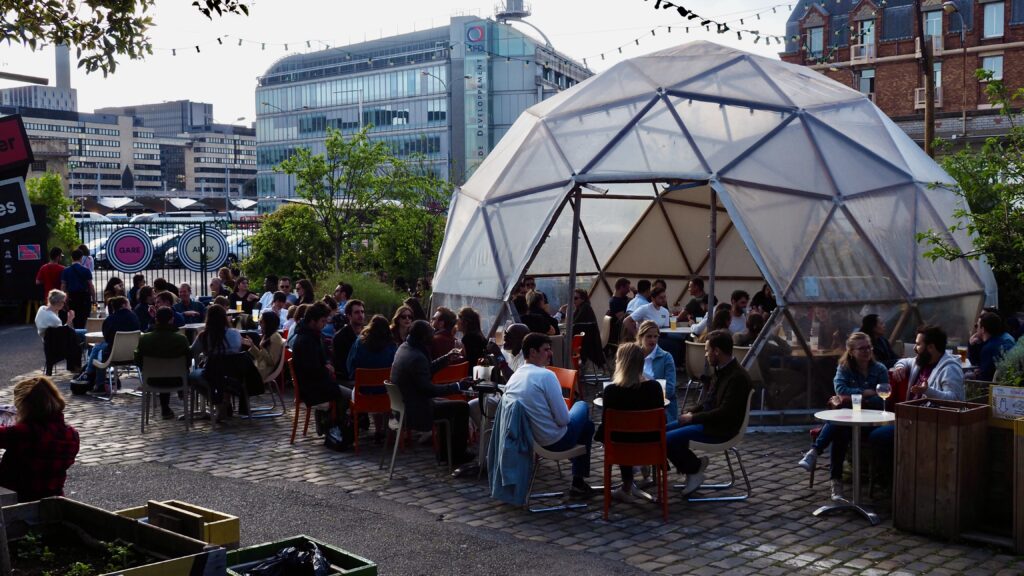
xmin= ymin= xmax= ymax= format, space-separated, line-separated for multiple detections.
xmin=0 ymin=1 xmax=792 ymax=123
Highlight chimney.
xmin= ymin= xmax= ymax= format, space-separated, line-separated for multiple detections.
xmin=55 ymin=44 xmax=71 ymax=90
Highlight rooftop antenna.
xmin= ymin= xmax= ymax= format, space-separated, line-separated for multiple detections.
xmin=495 ymin=0 xmax=553 ymax=47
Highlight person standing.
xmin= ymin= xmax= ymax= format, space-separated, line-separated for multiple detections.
xmin=77 ymin=243 xmax=95 ymax=273
xmin=59 ymin=249 xmax=94 ymax=330
xmin=35 ymin=247 xmax=64 ymax=302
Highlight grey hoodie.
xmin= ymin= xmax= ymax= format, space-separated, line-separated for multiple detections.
xmin=894 ymin=352 xmax=965 ymax=401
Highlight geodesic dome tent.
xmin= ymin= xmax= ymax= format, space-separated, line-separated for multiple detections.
xmin=433 ymin=41 xmax=993 ymax=385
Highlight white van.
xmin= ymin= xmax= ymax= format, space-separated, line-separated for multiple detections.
xmin=71 ymin=211 xmax=112 ymax=223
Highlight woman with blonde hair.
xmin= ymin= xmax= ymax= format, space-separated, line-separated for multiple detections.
xmin=0 ymin=376 xmax=80 ymax=502
xmin=636 ymin=320 xmax=678 ymax=426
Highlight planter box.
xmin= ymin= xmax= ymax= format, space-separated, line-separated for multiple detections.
xmin=115 ymin=500 xmax=240 ymax=549
xmin=4 ymin=496 xmax=225 ymax=575
xmin=226 ymin=535 xmax=376 ymax=576
xmin=894 ymin=398 xmax=989 ymax=540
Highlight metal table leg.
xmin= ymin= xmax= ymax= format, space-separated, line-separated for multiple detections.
xmin=813 ymin=423 xmax=880 ymax=525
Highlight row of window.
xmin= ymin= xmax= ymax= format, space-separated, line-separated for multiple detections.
xmin=70 ymin=161 xmax=120 ymax=170
xmin=133 ymin=131 xmax=154 ymax=138
xmin=257 ymin=65 xmax=447 ymax=114
xmin=135 ymin=174 xmax=162 ymax=182
xmin=69 ymin=172 xmax=121 ymax=181
xmin=133 ymin=152 xmax=160 ymax=160
xmin=257 ymin=99 xmax=448 ymax=144
xmin=79 ymin=150 xmax=120 ymax=158
xmin=133 ymin=142 xmax=160 ymax=149
xmin=133 ymin=164 xmax=161 ymax=171
xmin=68 ymin=137 xmax=119 ymax=147
xmin=194 ymin=156 xmax=257 ymax=165
xmin=200 ymin=137 xmax=256 ymax=146
xmin=25 ymin=122 xmax=119 ymax=136
xmin=195 ymin=166 xmax=258 ymax=175
xmin=854 ymin=54 xmax=1003 ymax=96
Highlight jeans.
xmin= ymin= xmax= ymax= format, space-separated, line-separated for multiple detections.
xmin=666 ymin=423 xmax=727 ymax=474
xmin=812 ymin=422 xmax=836 ymax=454
xmin=432 ymin=399 xmax=471 ymax=461
xmin=543 ymin=401 xmax=594 ymax=478
xmin=86 ymin=342 xmax=107 ymax=377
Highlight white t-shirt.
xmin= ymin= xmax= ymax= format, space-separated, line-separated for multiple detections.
xmin=729 ymin=313 xmax=747 ymax=334
xmin=625 ymin=294 xmax=650 ymax=314
xmin=35 ymin=306 xmax=63 ymax=339
xmin=630 ymin=302 xmax=670 ymax=328
xmin=258 ymin=291 xmax=275 ymax=310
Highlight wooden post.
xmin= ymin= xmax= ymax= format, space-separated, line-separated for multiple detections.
xmin=563 ymin=186 xmax=582 ymax=368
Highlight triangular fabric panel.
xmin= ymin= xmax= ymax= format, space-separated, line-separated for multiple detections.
xmin=433 ymin=209 xmax=503 ymax=299
xmin=764 ymin=63 xmax=863 ymax=109
xmin=545 ymin=97 xmax=652 ymax=174
xmin=629 ymin=53 xmax=745 ymax=93
xmin=486 ymin=186 xmax=570 ymax=288
xmin=462 ymin=114 xmax=538 ymax=202
xmin=787 ymin=209 xmax=906 ymax=302
xmin=603 ymin=199 xmax=687 ymax=276
xmin=914 ymin=194 xmax=985 ymax=298
xmin=805 ymin=116 xmax=914 ymax=196
xmin=671 ymin=56 xmax=792 ymax=108
xmin=879 ymin=112 xmax=956 ymax=185
xmin=578 ymin=196 xmax=660 ymax=270
xmin=721 ymin=117 xmax=838 ymax=197
xmin=713 ymin=225 xmax=762 ymax=279
xmin=436 ymin=195 xmax=480 ymax=272
xmin=543 ymin=59 xmax=659 ymax=119
xmin=917 ymin=182 xmax=976 ymax=256
xmin=661 ymin=197 xmax=729 ymax=275
xmin=723 ymin=183 xmax=833 ymax=291
xmin=489 ymin=122 xmax=574 ymax=200
xmin=673 ymin=98 xmax=792 ymax=174
xmin=528 ymin=199 xmax=601 ymax=276
xmin=806 ymin=100 xmax=910 ymax=174
xmin=587 ymin=97 xmax=709 ymax=178
xmin=843 ymin=189 xmax=917 ymax=296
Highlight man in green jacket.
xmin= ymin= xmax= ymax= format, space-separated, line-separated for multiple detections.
xmin=135 ymin=306 xmax=191 ymax=419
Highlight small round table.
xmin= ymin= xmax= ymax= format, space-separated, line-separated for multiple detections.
xmin=812 ymin=408 xmax=895 ymax=525
xmin=84 ymin=331 xmax=104 ymax=345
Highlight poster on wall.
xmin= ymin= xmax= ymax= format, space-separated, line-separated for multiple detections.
xmin=104 ymin=228 xmax=154 ymax=274
xmin=464 ymin=21 xmax=490 ymax=180
xmin=0 ymin=177 xmax=35 ymax=236
xmin=177 ymin=227 xmax=228 ymax=272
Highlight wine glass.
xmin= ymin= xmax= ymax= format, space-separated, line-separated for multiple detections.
xmin=876 ymin=382 xmax=892 ymax=415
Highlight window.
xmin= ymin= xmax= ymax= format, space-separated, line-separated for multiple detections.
xmin=807 ymin=27 xmax=824 ymax=57
xmin=985 ymin=2 xmax=1005 ymax=37
xmin=982 ymin=54 xmax=1004 ymax=79
xmin=934 ymin=61 xmax=942 ymax=88
xmin=924 ymin=10 xmax=943 ymax=37
xmin=859 ymin=19 xmax=875 ymax=45
xmin=858 ymin=69 xmax=875 ymax=95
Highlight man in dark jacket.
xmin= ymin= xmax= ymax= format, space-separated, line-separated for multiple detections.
xmin=331 ymin=299 xmax=365 ymax=381
xmin=391 ymin=320 xmax=472 ymax=463
xmin=135 ymin=306 xmax=191 ymax=419
xmin=79 ymin=296 xmax=141 ymax=391
xmin=667 ymin=329 xmax=752 ymax=495
xmin=133 ymin=286 xmax=157 ymax=333
xmin=292 ymin=303 xmax=352 ymax=429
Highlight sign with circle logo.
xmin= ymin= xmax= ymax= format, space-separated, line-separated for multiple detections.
xmin=177 ymin=227 xmax=228 ymax=272
xmin=105 ymin=227 xmax=154 ymax=273
xmin=466 ymin=25 xmax=485 ymax=43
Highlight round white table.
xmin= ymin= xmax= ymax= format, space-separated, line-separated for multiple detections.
xmin=660 ymin=325 xmax=693 ymax=336
xmin=812 ymin=408 xmax=895 ymax=525
xmin=85 ymin=331 xmax=104 ymax=345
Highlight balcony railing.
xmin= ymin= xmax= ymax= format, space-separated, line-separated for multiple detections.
xmin=851 ymin=43 xmax=876 ymax=63
xmin=914 ymin=86 xmax=943 ymax=108
xmin=915 ymin=35 xmax=943 ymax=56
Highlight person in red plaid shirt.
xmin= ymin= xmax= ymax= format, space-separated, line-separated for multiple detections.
xmin=0 ymin=377 xmax=79 ymax=502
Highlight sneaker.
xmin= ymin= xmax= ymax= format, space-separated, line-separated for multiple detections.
xmin=611 ymin=485 xmax=634 ymax=503
xmin=680 ymin=470 xmax=705 ymax=497
xmin=798 ymin=448 xmax=818 ymax=472
xmin=70 ymin=372 xmax=91 ymax=384
xmin=570 ymin=478 xmax=595 ymax=498
xmin=830 ymin=479 xmax=845 ymax=502
xmin=161 ymin=408 xmax=175 ymax=420
xmin=636 ymin=466 xmax=654 ymax=489
xmin=697 ymin=455 xmax=709 ymax=474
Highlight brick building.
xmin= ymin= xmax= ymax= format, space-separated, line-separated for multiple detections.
xmin=780 ymin=0 xmax=1024 ymax=144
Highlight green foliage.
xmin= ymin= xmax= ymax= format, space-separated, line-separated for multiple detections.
xmin=243 ymin=203 xmax=331 ymax=281
xmin=2 ymin=1 xmax=247 ymax=75
xmin=27 ymin=172 xmax=80 ymax=255
xmin=104 ymin=540 xmax=135 ymax=572
xmin=275 ymin=126 xmax=452 ymax=277
xmin=996 ymin=340 xmax=1024 ymax=386
xmin=64 ymin=562 xmax=95 ymax=576
xmin=317 ymin=270 xmax=410 ymax=317
xmin=921 ymin=69 xmax=1024 ymax=312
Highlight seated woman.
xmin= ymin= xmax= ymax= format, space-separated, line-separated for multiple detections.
xmin=243 ymin=311 xmax=285 ymax=382
xmin=390 ymin=305 xmax=414 ymax=344
xmin=286 ymin=304 xmax=310 ymax=348
xmin=229 ymin=276 xmax=260 ymax=315
xmin=563 ymin=289 xmax=603 ymax=369
xmin=860 ymin=314 xmax=898 ymax=369
xmin=102 ymin=276 xmax=125 ymax=312
xmin=190 ymin=304 xmax=245 ymax=418
xmin=797 ymin=331 xmax=887 ymax=501
xmin=636 ymin=320 xmax=678 ymax=427
xmin=596 ymin=343 xmax=672 ymax=502
xmin=696 ymin=306 xmax=732 ymax=343
xmin=456 ymin=307 xmax=488 ymax=366
xmin=750 ymin=283 xmax=776 ymax=315
xmin=403 ymin=297 xmax=427 ymax=321
xmin=520 ymin=290 xmax=559 ymax=335
xmin=348 ymin=315 xmax=398 ymax=439
xmin=0 ymin=377 xmax=79 ymax=502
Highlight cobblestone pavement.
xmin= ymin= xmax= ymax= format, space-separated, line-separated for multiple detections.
xmin=10 ymin=362 xmax=1024 ymax=576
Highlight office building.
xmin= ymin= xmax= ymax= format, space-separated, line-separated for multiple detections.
xmin=96 ymin=100 xmax=215 ymax=138
xmin=254 ymin=7 xmax=591 ymax=212
xmin=0 ymin=45 xmax=77 ymax=112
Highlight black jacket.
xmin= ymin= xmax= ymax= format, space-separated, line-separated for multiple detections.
xmin=292 ymin=321 xmax=335 ymax=406
xmin=691 ymin=358 xmax=752 ymax=438
xmin=390 ymin=342 xmax=454 ymax=431
xmin=595 ymin=380 xmax=664 ymax=443
xmin=103 ymin=308 xmax=141 ymax=345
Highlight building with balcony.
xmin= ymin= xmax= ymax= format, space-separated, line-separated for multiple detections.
xmin=254 ymin=9 xmax=592 ymax=212
xmin=780 ymin=0 xmax=1024 ymax=145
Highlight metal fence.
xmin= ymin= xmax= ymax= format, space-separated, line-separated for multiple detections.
xmin=77 ymin=219 xmax=262 ymax=295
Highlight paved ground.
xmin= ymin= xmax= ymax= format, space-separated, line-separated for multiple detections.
xmin=6 ymin=323 xmax=1024 ymax=575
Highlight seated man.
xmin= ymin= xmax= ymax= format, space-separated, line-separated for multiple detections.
xmin=970 ymin=312 xmax=1016 ymax=381
xmin=291 ymin=302 xmax=353 ymax=446
xmin=391 ymin=320 xmax=472 ymax=464
xmin=429 ymin=306 xmax=458 ymax=359
xmin=260 ymin=290 xmax=290 ymax=327
xmin=134 ymin=306 xmax=191 ymax=420
xmin=79 ymin=296 xmax=140 ymax=390
xmin=174 ymin=283 xmax=206 ymax=322
xmin=668 ymin=330 xmax=752 ymax=495
xmin=133 ymin=286 xmax=157 ymax=333
xmin=500 ymin=332 xmax=595 ymax=496
xmin=155 ymin=290 xmax=186 ymax=328
xmin=622 ymin=286 xmax=671 ymax=337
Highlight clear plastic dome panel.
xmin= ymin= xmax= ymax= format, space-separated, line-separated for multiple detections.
xmin=913 ymin=197 xmax=985 ymax=298
xmin=805 ymin=117 xmax=915 ymax=196
xmin=672 ymin=98 xmax=792 ymax=173
xmin=543 ymin=60 xmax=659 ymax=120
xmin=545 ymin=97 xmax=652 ymax=174
xmin=489 ymin=122 xmax=574 ymax=200
xmin=842 ymin=189 xmax=917 ymax=295
xmin=720 ymin=117 xmax=838 ymax=196
xmin=806 ymin=100 xmax=910 ymax=174
xmin=461 ymin=114 xmax=538 ymax=202
xmin=671 ymin=56 xmax=793 ymax=108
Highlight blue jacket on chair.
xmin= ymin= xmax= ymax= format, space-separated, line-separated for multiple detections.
xmin=488 ymin=398 xmax=534 ymax=506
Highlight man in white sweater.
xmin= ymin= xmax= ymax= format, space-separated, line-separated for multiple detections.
xmin=891 ymin=324 xmax=965 ymax=401
xmin=501 ymin=332 xmax=595 ymax=496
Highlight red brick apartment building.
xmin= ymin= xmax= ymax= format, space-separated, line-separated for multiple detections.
xmin=780 ymin=0 xmax=1024 ymax=145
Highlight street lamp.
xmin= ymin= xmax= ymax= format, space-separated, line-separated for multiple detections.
xmin=215 ymin=116 xmax=246 ymax=213
xmin=943 ymin=0 xmax=968 ymax=138
xmin=420 ymin=70 xmax=451 ymax=180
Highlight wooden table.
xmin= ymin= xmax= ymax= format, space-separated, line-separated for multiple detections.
xmin=85 ymin=331 xmax=104 ymax=345
xmin=812 ymin=408 xmax=895 ymax=525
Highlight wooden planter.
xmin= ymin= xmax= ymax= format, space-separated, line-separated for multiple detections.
xmin=115 ymin=500 xmax=240 ymax=549
xmin=894 ymin=398 xmax=989 ymax=540
xmin=226 ymin=535 xmax=377 ymax=576
xmin=4 ymin=497 xmax=226 ymax=575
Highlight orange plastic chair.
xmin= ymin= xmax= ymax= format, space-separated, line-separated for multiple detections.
xmin=570 ymin=333 xmax=584 ymax=371
xmin=546 ymin=366 xmax=579 ymax=409
xmin=602 ymin=408 xmax=669 ymax=521
xmin=351 ymin=367 xmax=393 ymax=453
xmin=288 ymin=358 xmax=335 ymax=444
xmin=432 ymin=361 xmax=469 ymax=401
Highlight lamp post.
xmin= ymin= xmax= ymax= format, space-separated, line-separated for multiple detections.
xmin=216 ymin=116 xmax=246 ymax=214
xmin=420 ymin=70 xmax=452 ymax=181
xmin=943 ymin=1 xmax=968 ymax=138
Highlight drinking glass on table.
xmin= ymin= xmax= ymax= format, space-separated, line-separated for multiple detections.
xmin=876 ymin=382 xmax=892 ymax=415
xmin=851 ymin=393 xmax=862 ymax=411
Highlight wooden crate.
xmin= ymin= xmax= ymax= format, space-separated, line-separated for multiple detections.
xmin=894 ymin=398 xmax=989 ymax=539
xmin=115 ymin=500 xmax=240 ymax=549
xmin=226 ymin=535 xmax=376 ymax=576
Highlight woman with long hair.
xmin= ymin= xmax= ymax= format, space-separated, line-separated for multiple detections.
xmin=860 ymin=313 xmax=898 ymax=368
xmin=391 ymin=305 xmax=415 ymax=344
xmin=295 ymin=279 xmax=316 ymax=305
xmin=797 ymin=331 xmax=888 ymax=501
xmin=636 ymin=320 xmax=678 ymax=426
xmin=103 ymin=276 xmax=125 ymax=309
xmin=456 ymin=307 xmax=488 ymax=366
xmin=733 ymin=313 xmax=766 ymax=347
xmin=0 ymin=376 xmax=79 ymax=502
xmin=348 ymin=314 xmax=399 ymax=424
xmin=697 ymin=306 xmax=733 ymax=343
xmin=521 ymin=290 xmax=558 ymax=335
xmin=190 ymin=304 xmax=244 ymax=419
xmin=286 ymin=304 xmax=310 ymax=348
xmin=403 ymin=297 xmax=427 ymax=321
xmin=595 ymin=343 xmax=671 ymax=502
xmin=243 ymin=310 xmax=284 ymax=381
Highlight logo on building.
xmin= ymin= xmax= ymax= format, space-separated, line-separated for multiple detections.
xmin=466 ymin=26 xmax=486 ymax=43
xmin=176 ymin=226 xmax=228 ymax=272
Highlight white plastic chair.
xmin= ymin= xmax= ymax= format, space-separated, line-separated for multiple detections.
xmin=91 ymin=331 xmax=142 ymax=401
xmin=139 ymin=356 xmax=190 ymax=433
xmin=682 ymin=389 xmax=756 ymax=502
xmin=524 ymin=441 xmax=589 ymax=513
xmin=379 ymin=381 xmax=452 ymax=480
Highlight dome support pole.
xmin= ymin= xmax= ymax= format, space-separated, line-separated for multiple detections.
xmin=708 ymin=187 xmax=717 ymax=317
xmin=563 ymin=184 xmax=582 ymax=368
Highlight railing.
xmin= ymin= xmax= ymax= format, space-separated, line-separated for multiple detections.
xmin=914 ymin=86 xmax=943 ymax=108
xmin=851 ymin=43 xmax=876 ymax=63
xmin=915 ymin=35 xmax=944 ymax=56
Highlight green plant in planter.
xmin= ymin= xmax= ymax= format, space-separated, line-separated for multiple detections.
xmin=65 ymin=562 xmax=95 ymax=576
xmin=995 ymin=340 xmax=1024 ymax=387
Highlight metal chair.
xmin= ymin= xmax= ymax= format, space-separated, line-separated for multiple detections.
xmin=602 ymin=408 xmax=669 ymax=521
xmin=91 ymin=331 xmax=142 ymax=401
xmin=379 ymin=381 xmax=452 ymax=480
xmin=682 ymin=389 xmax=755 ymax=502
xmin=683 ymin=340 xmax=708 ymax=408
xmin=139 ymin=356 xmax=190 ymax=433
xmin=525 ymin=441 xmax=588 ymax=513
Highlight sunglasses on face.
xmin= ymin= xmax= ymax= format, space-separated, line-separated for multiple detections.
xmin=399 ymin=315 xmax=413 ymax=320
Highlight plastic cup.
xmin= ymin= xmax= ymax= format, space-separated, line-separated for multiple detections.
xmin=669 ymin=317 xmax=677 ymax=330
xmin=235 ymin=301 xmax=243 ymax=313
xmin=851 ymin=394 xmax=863 ymax=411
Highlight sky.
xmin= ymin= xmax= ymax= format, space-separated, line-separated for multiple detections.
xmin=0 ymin=0 xmax=793 ymax=124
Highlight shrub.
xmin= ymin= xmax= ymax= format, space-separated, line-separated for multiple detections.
xmin=316 ymin=270 xmax=411 ymax=318
xmin=996 ymin=339 xmax=1024 ymax=386
xmin=242 ymin=203 xmax=330 ymax=281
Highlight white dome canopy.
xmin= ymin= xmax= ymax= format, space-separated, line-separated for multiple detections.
xmin=433 ymin=41 xmax=991 ymax=346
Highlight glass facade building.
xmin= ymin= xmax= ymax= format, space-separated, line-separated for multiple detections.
xmin=255 ymin=16 xmax=591 ymax=212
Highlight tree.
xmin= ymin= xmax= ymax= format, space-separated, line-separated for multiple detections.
xmin=243 ymin=203 xmax=330 ymax=282
xmin=275 ymin=126 xmax=452 ymax=275
xmin=1 ymin=0 xmax=248 ymax=75
xmin=919 ymin=70 xmax=1024 ymax=312
xmin=26 ymin=172 xmax=80 ymax=255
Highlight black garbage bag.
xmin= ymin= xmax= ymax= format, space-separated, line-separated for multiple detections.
xmin=246 ymin=540 xmax=330 ymax=576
